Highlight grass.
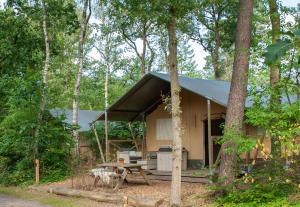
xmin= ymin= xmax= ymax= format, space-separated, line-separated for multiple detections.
xmin=0 ymin=186 xmax=100 ymax=207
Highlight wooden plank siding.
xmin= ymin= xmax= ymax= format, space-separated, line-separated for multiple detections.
xmin=145 ymin=89 xmax=271 ymax=163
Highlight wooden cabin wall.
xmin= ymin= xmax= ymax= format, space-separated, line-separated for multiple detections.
xmin=145 ymin=89 xmax=226 ymax=163
xmin=146 ymin=89 xmax=273 ymax=167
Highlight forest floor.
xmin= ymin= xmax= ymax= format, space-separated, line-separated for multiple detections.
xmin=0 ymin=175 xmax=214 ymax=207
xmin=39 ymin=175 xmax=214 ymax=206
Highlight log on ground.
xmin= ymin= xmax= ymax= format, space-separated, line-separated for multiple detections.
xmin=48 ymin=187 xmax=122 ymax=203
xmin=48 ymin=187 xmax=164 ymax=207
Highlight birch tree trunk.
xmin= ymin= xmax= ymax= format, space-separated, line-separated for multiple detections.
xmin=219 ymin=0 xmax=253 ymax=185
xmin=167 ymin=6 xmax=182 ymax=207
xmin=72 ymin=0 xmax=91 ymax=156
xmin=104 ymin=53 xmax=109 ymax=161
xmin=268 ymin=0 xmax=281 ymax=157
xmin=34 ymin=0 xmax=50 ymax=157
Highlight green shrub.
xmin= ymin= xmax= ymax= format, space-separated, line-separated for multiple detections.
xmin=217 ymin=182 xmax=299 ymax=207
xmin=0 ymin=110 xmax=73 ymax=185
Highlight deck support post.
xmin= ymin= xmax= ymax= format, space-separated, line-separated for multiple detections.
xmin=105 ymin=109 xmax=109 ymax=161
xmin=207 ymin=99 xmax=213 ymax=174
xmin=141 ymin=113 xmax=147 ymax=159
xmin=35 ymin=159 xmax=39 ymax=184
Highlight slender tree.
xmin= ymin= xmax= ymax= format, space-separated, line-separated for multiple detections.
xmin=268 ymin=0 xmax=281 ymax=157
xmin=34 ymin=0 xmax=50 ymax=158
xmin=189 ymin=0 xmax=238 ymax=80
xmin=72 ymin=0 xmax=91 ymax=155
xmin=110 ymin=0 xmax=156 ymax=76
xmin=219 ymin=0 xmax=253 ymax=185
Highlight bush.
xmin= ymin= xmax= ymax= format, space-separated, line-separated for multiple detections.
xmin=217 ymin=181 xmax=299 ymax=207
xmin=0 ymin=109 xmax=73 ymax=185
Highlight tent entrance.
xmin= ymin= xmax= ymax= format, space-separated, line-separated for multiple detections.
xmin=204 ymin=118 xmax=224 ymax=166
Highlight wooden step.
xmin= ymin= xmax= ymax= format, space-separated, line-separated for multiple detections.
xmin=148 ymin=175 xmax=211 ymax=184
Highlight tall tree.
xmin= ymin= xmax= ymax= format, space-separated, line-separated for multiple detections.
xmin=189 ymin=0 xmax=238 ymax=80
xmin=110 ymin=0 xmax=156 ymax=76
xmin=267 ymin=0 xmax=281 ymax=157
xmin=167 ymin=6 xmax=182 ymax=206
xmin=92 ymin=2 xmax=124 ymax=160
xmin=155 ymin=30 xmax=198 ymax=77
xmin=219 ymin=0 xmax=253 ymax=185
xmin=34 ymin=0 xmax=50 ymax=159
xmin=72 ymin=0 xmax=91 ymax=155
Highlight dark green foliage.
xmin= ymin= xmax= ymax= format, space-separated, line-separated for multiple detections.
xmin=0 ymin=1 xmax=78 ymax=185
xmin=265 ymin=39 xmax=292 ymax=65
xmin=0 ymin=110 xmax=73 ymax=185
xmin=217 ymin=182 xmax=298 ymax=207
xmin=265 ymin=29 xmax=300 ymax=65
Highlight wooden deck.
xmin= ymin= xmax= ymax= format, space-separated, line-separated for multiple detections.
xmin=144 ymin=169 xmax=211 ymax=184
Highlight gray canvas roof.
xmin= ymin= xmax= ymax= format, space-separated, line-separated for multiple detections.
xmin=96 ymin=72 xmax=296 ymax=122
xmin=50 ymin=109 xmax=103 ymax=132
xmin=154 ymin=72 xmax=237 ymax=107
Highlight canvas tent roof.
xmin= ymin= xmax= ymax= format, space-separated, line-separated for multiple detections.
xmin=96 ymin=72 xmax=296 ymax=122
xmin=96 ymin=72 xmax=234 ymax=122
xmin=50 ymin=109 xmax=103 ymax=132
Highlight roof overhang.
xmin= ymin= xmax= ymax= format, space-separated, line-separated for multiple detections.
xmin=95 ymin=72 xmax=297 ymax=122
xmin=96 ymin=73 xmax=171 ymax=121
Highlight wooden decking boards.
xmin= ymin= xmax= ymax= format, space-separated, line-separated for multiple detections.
xmin=142 ymin=169 xmax=211 ymax=184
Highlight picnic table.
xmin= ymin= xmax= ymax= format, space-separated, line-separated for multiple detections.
xmin=96 ymin=162 xmax=151 ymax=190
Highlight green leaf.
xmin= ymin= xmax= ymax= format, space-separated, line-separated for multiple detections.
xmin=293 ymin=29 xmax=300 ymax=37
xmin=265 ymin=39 xmax=292 ymax=65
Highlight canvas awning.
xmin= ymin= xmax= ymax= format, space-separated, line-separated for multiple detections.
xmin=97 ymin=74 xmax=171 ymax=121
xmin=96 ymin=72 xmax=232 ymax=122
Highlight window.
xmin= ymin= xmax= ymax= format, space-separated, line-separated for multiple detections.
xmin=156 ymin=118 xmax=173 ymax=140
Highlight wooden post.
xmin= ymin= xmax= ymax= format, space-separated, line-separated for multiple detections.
xmin=91 ymin=123 xmax=105 ymax=163
xmin=35 ymin=159 xmax=39 ymax=184
xmin=105 ymin=110 xmax=109 ymax=161
xmin=207 ymin=99 xmax=213 ymax=174
xmin=141 ymin=113 xmax=147 ymax=159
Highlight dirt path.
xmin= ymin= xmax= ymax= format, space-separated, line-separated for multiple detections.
xmin=0 ymin=194 xmax=51 ymax=207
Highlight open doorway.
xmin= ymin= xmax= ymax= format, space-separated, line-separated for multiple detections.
xmin=204 ymin=118 xmax=224 ymax=166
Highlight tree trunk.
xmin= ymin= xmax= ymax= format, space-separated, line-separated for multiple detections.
xmin=167 ymin=7 xmax=182 ymax=207
xmin=104 ymin=52 xmax=109 ymax=161
xmin=72 ymin=0 xmax=91 ymax=156
xmin=212 ymin=22 xmax=222 ymax=80
xmin=141 ymin=29 xmax=147 ymax=76
xmin=219 ymin=0 xmax=253 ymax=185
xmin=268 ymin=0 xmax=281 ymax=157
xmin=34 ymin=0 xmax=50 ymax=158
